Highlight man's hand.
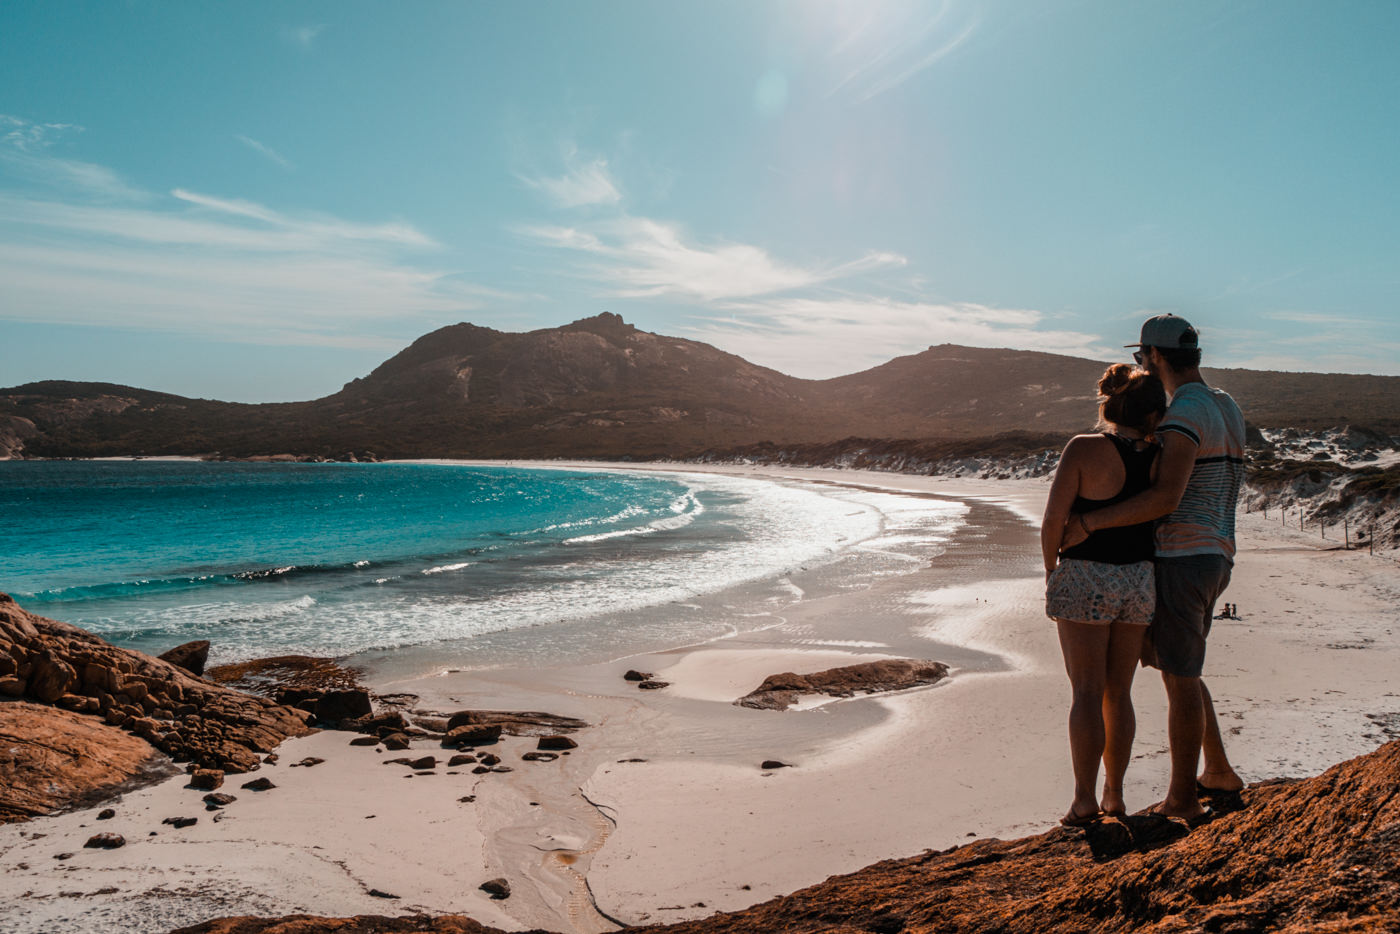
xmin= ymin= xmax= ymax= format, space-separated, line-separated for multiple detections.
xmin=1060 ymin=513 xmax=1089 ymax=551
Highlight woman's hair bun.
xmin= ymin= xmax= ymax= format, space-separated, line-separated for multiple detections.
xmin=1097 ymin=362 xmax=1139 ymax=398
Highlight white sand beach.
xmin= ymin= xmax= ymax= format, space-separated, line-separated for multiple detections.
xmin=1 ymin=464 xmax=1397 ymax=934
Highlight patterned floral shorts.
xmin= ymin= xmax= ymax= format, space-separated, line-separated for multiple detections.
xmin=1045 ymin=558 xmax=1154 ymax=625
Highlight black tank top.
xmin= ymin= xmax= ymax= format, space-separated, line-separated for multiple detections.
xmin=1061 ymin=432 xmax=1158 ymax=565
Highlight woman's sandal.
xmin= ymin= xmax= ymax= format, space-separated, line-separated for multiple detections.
xmin=1060 ymin=807 xmax=1102 ymax=827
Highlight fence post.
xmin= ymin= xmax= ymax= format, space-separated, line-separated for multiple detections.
xmin=1345 ymin=519 xmax=1350 ymax=549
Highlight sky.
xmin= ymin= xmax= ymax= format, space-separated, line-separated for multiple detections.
xmin=2 ymin=0 xmax=1398 ymax=402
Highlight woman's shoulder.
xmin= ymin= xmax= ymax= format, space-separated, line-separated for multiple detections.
xmin=1059 ymin=432 xmax=1114 ymax=466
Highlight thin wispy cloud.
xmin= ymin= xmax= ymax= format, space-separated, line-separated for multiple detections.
xmin=0 ymin=141 xmax=495 ymax=349
xmin=235 ymin=133 xmax=293 ymax=170
xmin=827 ymin=2 xmax=978 ymax=103
xmin=280 ymin=24 xmax=325 ymax=49
xmin=521 ymin=216 xmax=905 ymax=301
xmin=518 ymin=150 xmax=622 ymax=208
xmin=0 ymin=114 xmax=146 ymax=201
xmin=679 ymin=296 xmax=1110 ymax=378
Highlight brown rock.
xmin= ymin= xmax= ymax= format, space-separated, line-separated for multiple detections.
xmin=479 ymin=878 xmax=511 ymax=900
xmin=760 ymin=760 xmax=790 ymax=770
xmin=158 ymin=640 xmax=211 ymax=676
xmin=383 ymin=733 xmax=412 ymax=750
xmin=202 ymin=793 xmax=237 ymax=807
xmin=443 ymin=724 xmax=502 ymax=747
xmin=346 ymin=711 xmax=409 ymax=735
xmin=444 ymin=709 xmax=587 ymax=737
xmin=240 ymin=777 xmax=275 ymax=791
xmin=189 ymin=769 xmax=225 ymax=790
xmin=408 ymin=755 xmax=438 ymax=770
xmin=638 ymin=680 xmax=670 ymax=690
xmin=28 ymin=649 xmax=76 ymax=702
xmin=478 ymin=753 xmax=501 ymax=766
xmin=83 ymin=832 xmax=125 ymax=849
xmin=97 ymin=808 xmax=116 ymax=819
xmin=521 ymin=751 xmax=557 ymax=762
xmin=0 ymin=702 xmax=174 ymax=824
xmin=537 ymin=735 xmax=578 ymax=751
xmin=290 ymin=756 xmax=326 ymax=768
xmin=162 ymin=816 xmax=198 ymax=828
xmin=623 ymin=669 xmax=652 ymax=681
xmin=736 ymin=659 xmax=950 ymax=711
xmin=447 ymin=754 xmax=477 ymax=766
xmin=349 ymin=736 xmax=380 ymax=747
xmin=313 ymin=689 xmax=373 ymax=725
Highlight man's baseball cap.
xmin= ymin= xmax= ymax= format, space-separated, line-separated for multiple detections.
xmin=1126 ymin=313 xmax=1199 ymax=349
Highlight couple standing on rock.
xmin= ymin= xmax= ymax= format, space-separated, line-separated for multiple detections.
xmin=1042 ymin=314 xmax=1247 ymax=826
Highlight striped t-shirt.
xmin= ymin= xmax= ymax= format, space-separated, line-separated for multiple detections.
xmin=1155 ymin=382 xmax=1247 ymax=561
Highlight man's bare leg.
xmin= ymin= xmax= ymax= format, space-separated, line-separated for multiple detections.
xmin=1198 ymin=680 xmax=1244 ymax=792
xmin=1160 ymin=671 xmax=1207 ymax=818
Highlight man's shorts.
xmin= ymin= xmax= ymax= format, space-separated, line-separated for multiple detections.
xmin=1045 ymin=558 xmax=1154 ymax=625
xmin=1144 ymin=554 xmax=1233 ymax=678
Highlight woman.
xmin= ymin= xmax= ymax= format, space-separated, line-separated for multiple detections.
xmin=1042 ymin=363 xmax=1167 ymax=826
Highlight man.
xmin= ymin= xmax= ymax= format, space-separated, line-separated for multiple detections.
xmin=1060 ymin=314 xmax=1246 ymax=821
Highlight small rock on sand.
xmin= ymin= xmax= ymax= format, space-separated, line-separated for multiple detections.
xmin=84 ymin=833 xmax=125 ymax=849
xmin=761 ymin=760 xmax=791 ymax=770
xmin=538 ymin=735 xmax=578 ymax=751
xmin=480 ymin=878 xmax=511 ymax=899
xmin=624 ymin=670 xmax=652 ymax=682
xmin=349 ymin=736 xmax=380 ymax=747
xmin=638 ymin=680 xmax=670 ymax=690
xmin=188 ymin=769 xmax=224 ymax=790
xmin=96 ymin=808 xmax=115 ymax=820
xmin=240 ymin=777 xmax=275 ymax=791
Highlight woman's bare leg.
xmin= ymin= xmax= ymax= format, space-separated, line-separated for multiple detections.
xmin=1100 ymin=621 xmax=1147 ymax=815
xmin=1198 ymin=680 xmax=1244 ymax=792
xmin=1057 ymin=619 xmax=1111 ymax=822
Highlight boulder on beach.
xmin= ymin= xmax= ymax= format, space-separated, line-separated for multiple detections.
xmin=443 ymin=723 xmax=503 ymax=748
xmin=623 ymin=669 xmax=652 ymax=682
xmin=442 ymin=709 xmax=588 ymax=737
xmin=537 ymin=735 xmax=577 ymax=751
xmin=158 ymin=640 xmax=210 ymax=677
xmin=188 ymin=769 xmax=224 ymax=790
xmin=83 ymin=832 xmax=126 ymax=849
xmin=736 ymin=659 xmax=950 ymax=711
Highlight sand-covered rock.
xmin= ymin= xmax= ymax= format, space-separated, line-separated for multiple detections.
xmin=736 ymin=658 xmax=950 ymax=710
xmin=0 ymin=701 xmax=175 ymax=823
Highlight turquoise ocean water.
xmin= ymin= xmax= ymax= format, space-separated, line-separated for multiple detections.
xmin=0 ymin=461 xmax=967 ymax=669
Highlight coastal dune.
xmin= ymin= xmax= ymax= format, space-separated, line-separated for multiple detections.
xmin=0 ymin=465 xmax=1397 ymax=933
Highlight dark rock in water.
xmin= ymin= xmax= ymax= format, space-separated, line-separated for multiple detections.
xmin=521 ymin=752 xmax=557 ymax=762
xmin=291 ymin=756 xmax=325 ymax=768
xmin=408 ymin=755 xmax=437 ymax=770
xmin=638 ymin=680 xmax=670 ymax=690
xmin=96 ymin=808 xmax=115 ymax=820
xmin=443 ymin=724 xmax=502 ymax=748
xmin=479 ymin=878 xmax=511 ymax=900
xmin=537 ymin=735 xmax=578 ymax=751
xmin=162 ymin=816 xmax=198 ymax=828
xmin=240 ymin=777 xmax=275 ymax=791
xmin=202 ymin=793 xmax=237 ymax=807
xmin=623 ymin=669 xmax=652 ymax=682
xmin=761 ymin=760 xmax=790 ymax=770
xmin=383 ymin=733 xmax=412 ymax=751
xmin=447 ymin=754 xmax=477 ymax=766
xmin=158 ymin=641 xmax=210 ymax=677
xmin=189 ymin=769 xmax=224 ymax=790
xmin=736 ymin=659 xmax=950 ymax=711
xmin=84 ymin=832 xmax=125 ymax=849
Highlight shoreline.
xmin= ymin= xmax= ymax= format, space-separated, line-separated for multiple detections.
xmin=1 ymin=464 xmax=1397 ymax=933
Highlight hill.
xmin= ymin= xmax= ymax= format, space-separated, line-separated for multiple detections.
xmin=3 ymin=314 xmax=1399 ymax=460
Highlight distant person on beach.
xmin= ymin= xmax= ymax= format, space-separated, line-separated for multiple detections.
xmin=1042 ymin=363 xmax=1167 ymax=826
xmin=1061 ymin=314 xmax=1247 ymax=822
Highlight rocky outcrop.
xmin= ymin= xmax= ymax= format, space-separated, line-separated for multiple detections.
xmin=0 ymin=701 xmax=176 ymax=822
xmin=169 ymin=739 xmax=1400 ymax=933
xmin=736 ymin=659 xmax=951 ymax=710
xmin=0 ymin=593 xmax=313 ymax=821
xmin=437 ymin=709 xmax=588 ymax=737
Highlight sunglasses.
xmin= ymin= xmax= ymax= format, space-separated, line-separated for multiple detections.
xmin=1132 ymin=348 xmax=1148 ymax=365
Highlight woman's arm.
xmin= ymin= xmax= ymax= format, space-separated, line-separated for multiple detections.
xmin=1041 ymin=437 xmax=1087 ymax=576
